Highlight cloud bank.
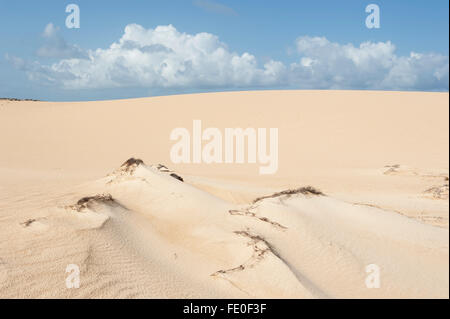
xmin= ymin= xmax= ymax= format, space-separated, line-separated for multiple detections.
xmin=8 ymin=23 xmax=449 ymax=92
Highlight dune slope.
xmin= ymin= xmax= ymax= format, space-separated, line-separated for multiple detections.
xmin=0 ymin=158 xmax=447 ymax=298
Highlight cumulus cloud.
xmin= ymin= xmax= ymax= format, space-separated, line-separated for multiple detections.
xmin=290 ymin=36 xmax=449 ymax=91
xmin=20 ymin=24 xmax=282 ymax=90
xmin=36 ymin=23 xmax=87 ymax=59
xmin=8 ymin=24 xmax=449 ymax=92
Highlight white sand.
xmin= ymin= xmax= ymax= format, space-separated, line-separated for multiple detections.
xmin=0 ymin=90 xmax=448 ymax=298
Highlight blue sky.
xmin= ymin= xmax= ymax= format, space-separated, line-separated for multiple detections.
xmin=0 ymin=0 xmax=448 ymax=101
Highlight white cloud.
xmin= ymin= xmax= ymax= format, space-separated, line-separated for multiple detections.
xmin=36 ymin=23 xmax=87 ymax=59
xmin=289 ymin=36 xmax=449 ymax=91
xmin=24 ymin=24 xmax=281 ymax=90
xmin=8 ymin=24 xmax=449 ymax=92
xmin=42 ymin=23 xmax=58 ymax=38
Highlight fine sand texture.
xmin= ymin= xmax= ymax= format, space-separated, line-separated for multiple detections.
xmin=0 ymin=90 xmax=448 ymax=298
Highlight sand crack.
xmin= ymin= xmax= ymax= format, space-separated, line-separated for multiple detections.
xmin=211 ymin=230 xmax=276 ymax=277
xmin=228 ymin=207 xmax=287 ymax=230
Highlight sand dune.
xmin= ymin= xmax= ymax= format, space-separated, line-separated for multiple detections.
xmin=0 ymin=90 xmax=448 ymax=298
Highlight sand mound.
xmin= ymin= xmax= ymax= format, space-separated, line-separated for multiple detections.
xmin=106 ymin=158 xmax=184 ymax=184
xmin=3 ymin=158 xmax=441 ymax=298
